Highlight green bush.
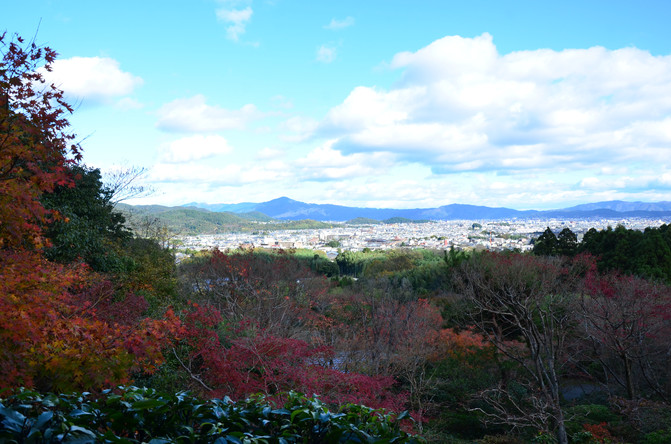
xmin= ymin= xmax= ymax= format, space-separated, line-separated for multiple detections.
xmin=0 ymin=387 xmax=422 ymax=443
xmin=564 ymin=403 xmax=620 ymax=438
xmin=642 ymin=428 xmax=671 ymax=444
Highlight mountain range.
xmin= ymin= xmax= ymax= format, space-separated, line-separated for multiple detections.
xmin=182 ymin=197 xmax=671 ymax=222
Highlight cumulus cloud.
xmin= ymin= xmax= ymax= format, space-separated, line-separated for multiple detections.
xmin=316 ymin=45 xmax=337 ymax=63
xmin=318 ymin=33 xmax=671 ymax=178
xmin=156 ymin=95 xmax=263 ymax=132
xmin=160 ymin=135 xmax=233 ymax=163
xmin=149 ymin=160 xmax=290 ymax=186
xmin=42 ymin=56 xmax=142 ymax=103
xmin=324 ymin=16 xmax=355 ymax=30
xmin=216 ymin=0 xmax=253 ymax=41
xmin=295 ymin=140 xmax=394 ymax=180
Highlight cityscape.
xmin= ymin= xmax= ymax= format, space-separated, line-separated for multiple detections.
xmin=175 ymin=216 xmax=671 ymax=259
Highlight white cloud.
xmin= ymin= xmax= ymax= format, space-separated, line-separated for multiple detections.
xmin=160 ymin=135 xmax=233 ymax=163
xmin=279 ymin=116 xmax=319 ymax=142
xmin=149 ymin=160 xmax=290 ymax=186
xmin=42 ymin=56 xmax=142 ymax=103
xmin=115 ymin=97 xmax=143 ymax=110
xmin=255 ymin=147 xmax=283 ymax=160
xmin=156 ymin=95 xmax=263 ymax=132
xmin=216 ymin=2 xmax=253 ymax=41
xmin=295 ymin=140 xmax=394 ymax=180
xmin=316 ymin=45 xmax=336 ymax=63
xmin=324 ymin=16 xmax=355 ymax=30
xmin=317 ymin=33 xmax=671 ymax=179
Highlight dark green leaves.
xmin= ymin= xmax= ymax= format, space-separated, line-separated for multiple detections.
xmin=0 ymin=387 xmax=422 ymax=443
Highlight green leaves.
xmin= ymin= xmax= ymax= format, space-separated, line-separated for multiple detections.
xmin=0 ymin=387 xmax=422 ymax=443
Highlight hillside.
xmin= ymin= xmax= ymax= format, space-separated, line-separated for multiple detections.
xmin=117 ymin=204 xmax=334 ymax=235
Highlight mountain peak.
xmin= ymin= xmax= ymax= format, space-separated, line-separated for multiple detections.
xmin=268 ymin=196 xmax=300 ymax=204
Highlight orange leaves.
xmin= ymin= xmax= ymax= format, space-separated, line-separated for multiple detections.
xmin=0 ymin=250 xmax=182 ymax=392
xmin=429 ymin=327 xmax=493 ymax=363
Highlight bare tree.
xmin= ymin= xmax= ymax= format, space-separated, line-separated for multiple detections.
xmin=580 ymin=271 xmax=671 ymax=402
xmin=456 ymin=252 xmax=588 ymax=444
xmin=103 ymin=165 xmax=155 ymax=205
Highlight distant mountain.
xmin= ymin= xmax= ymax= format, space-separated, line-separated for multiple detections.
xmin=560 ymin=200 xmax=671 ymax=212
xmin=179 ymin=197 xmax=671 ymax=222
xmin=183 ymin=201 xmax=259 ymax=213
xmin=181 ymin=198 xmax=539 ymax=221
xmin=117 ymin=203 xmax=336 ymax=235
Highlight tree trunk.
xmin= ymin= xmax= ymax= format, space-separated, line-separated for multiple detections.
xmin=556 ymin=413 xmax=569 ymax=444
xmin=624 ymin=354 xmax=636 ymax=400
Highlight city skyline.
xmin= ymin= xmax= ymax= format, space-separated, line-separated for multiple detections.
xmin=5 ymin=1 xmax=671 ymax=210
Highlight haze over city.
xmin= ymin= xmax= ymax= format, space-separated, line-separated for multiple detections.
xmin=6 ymin=1 xmax=671 ymax=210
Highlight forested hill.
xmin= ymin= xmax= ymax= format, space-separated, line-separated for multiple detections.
xmin=181 ymin=197 xmax=671 ymax=222
xmin=116 ymin=203 xmax=336 ymax=235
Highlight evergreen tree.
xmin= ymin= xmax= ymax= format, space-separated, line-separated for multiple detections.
xmin=533 ymin=227 xmax=558 ymax=256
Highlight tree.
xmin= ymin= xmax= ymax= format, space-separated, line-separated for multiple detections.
xmin=579 ymin=224 xmax=671 ymax=282
xmin=178 ymin=249 xmax=335 ymax=340
xmin=580 ymin=271 xmax=671 ymax=401
xmin=533 ymin=227 xmax=558 ymax=256
xmin=556 ymin=227 xmax=578 ymax=257
xmin=0 ymin=32 xmax=182 ymax=394
xmin=103 ymin=164 xmax=154 ymax=205
xmin=455 ymin=252 xmax=590 ymax=444
xmin=0 ymin=249 xmax=182 ymax=392
xmin=42 ymin=164 xmax=131 ymax=270
xmin=0 ymin=31 xmax=81 ymax=250
xmin=173 ymin=302 xmax=405 ymax=411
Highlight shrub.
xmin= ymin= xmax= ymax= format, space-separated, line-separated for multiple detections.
xmin=0 ymin=386 xmax=423 ymax=443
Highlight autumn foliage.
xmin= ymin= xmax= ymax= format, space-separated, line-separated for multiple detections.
xmin=0 ymin=32 xmax=81 ymax=250
xmin=0 ymin=249 xmax=182 ymax=393
xmin=176 ymin=301 xmax=404 ymax=411
xmin=0 ymin=33 xmax=181 ymax=394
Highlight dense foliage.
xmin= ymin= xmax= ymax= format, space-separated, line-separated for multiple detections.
xmin=0 ymin=31 xmax=80 ymax=250
xmin=534 ymin=224 xmax=671 ymax=282
xmin=0 ymin=387 xmax=420 ymax=443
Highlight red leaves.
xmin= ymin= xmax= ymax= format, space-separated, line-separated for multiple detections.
xmin=1 ymin=32 xmax=80 ymax=249
xmin=176 ymin=299 xmax=406 ymax=411
xmin=581 ymin=422 xmax=614 ymax=443
xmin=0 ymin=250 xmax=182 ymax=392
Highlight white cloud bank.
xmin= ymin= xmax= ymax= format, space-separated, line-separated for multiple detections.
xmin=150 ymin=161 xmax=289 ymax=186
xmin=43 ymin=56 xmax=142 ymax=103
xmin=144 ymin=33 xmax=671 ymax=209
xmin=320 ymin=33 xmax=671 ymax=177
xmin=156 ymin=95 xmax=262 ymax=132
xmin=295 ymin=140 xmax=394 ymax=180
xmin=160 ymin=135 xmax=233 ymax=163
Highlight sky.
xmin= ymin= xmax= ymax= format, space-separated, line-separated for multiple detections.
xmin=5 ymin=1 xmax=671 ymax=210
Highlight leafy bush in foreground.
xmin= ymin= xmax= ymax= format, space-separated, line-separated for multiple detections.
xmin=0 ymin=386 xmax=421 ymax=443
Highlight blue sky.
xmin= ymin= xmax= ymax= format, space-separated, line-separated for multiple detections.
xmin=5 ymin=1 xmax=671 ymax=209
